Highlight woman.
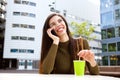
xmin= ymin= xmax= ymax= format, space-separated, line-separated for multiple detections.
xmin=40 ymin=13 xmax=99 ymax=74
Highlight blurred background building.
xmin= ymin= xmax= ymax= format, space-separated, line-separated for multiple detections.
xmin=100 ymin=0 xmax=120 ymax=66
xmin=3 ymin=0 xmax=42 ymax=70
xmin=0 ymin=0 xmax=7 ymax=69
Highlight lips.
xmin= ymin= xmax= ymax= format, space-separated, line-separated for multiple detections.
xmin=55 ymin=25 xmax=64 ymax=32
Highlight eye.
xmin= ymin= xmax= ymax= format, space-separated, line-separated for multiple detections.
xmin=58 ymin=19 xmax=63 ymax=23
xmin=50 ymin=22 xmax=56 ymax=27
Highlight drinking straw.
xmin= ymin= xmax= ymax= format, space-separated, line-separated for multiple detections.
xmin=79 ymin=36 xmax=83 ymax=60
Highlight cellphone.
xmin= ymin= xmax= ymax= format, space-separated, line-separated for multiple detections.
xmin=51 ymin=30 xmax=57 ymax=36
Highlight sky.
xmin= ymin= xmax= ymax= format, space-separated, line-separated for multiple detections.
xmin=88 ymin=0 xmax=100 ymax=6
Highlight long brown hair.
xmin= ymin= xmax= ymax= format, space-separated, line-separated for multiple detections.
xmin=40 ymin=13 xmax=77 ymax=73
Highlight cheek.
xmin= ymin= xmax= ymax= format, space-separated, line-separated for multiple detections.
xmin=63 ymin=23 xmax=67 ymax=29
xmin=64 ymin=26 xmax=67 ymax=31
xmin=54 ymin=28 xmax=57 ymax=32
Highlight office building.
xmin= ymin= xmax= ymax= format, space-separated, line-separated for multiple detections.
xmin=0 ymin=0 xmax=7 ymax=69
xmin=100 ymin=0 xmax=120 ymax=65
xmin=3 ymin=0 xmax=43 ymax=70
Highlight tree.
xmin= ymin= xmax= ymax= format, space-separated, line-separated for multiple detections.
xmin=70 ymin=21 xmax=96 ymax=40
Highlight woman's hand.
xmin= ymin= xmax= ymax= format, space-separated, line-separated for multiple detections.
xmin=77 ymin=50 xmax=97 ymax=67
xmin=47 ymin=27 xmax=59 ymax=45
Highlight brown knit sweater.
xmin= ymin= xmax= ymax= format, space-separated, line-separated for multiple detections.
xmin=41 ymin=39 xmax=99 ymax=74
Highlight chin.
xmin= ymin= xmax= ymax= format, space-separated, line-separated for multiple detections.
xmin=58 ymin=33 xmax=66 ymax=37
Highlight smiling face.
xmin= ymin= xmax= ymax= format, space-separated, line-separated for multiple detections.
xmin=49 ymin=15 xmax=67 ymax=37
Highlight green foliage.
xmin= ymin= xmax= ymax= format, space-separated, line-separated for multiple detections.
xmin=108 ymin=44 xmax=116 ymax=52
xmin=70 ymin=21 xmax=96 ymax=40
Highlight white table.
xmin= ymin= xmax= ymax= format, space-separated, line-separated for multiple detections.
xmin=0 ymin=73 xmax=119 ymax=80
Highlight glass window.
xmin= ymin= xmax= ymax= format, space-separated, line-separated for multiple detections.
xmin=19 ymin=49 xmax=26 ymax=53
xmin=27 ymin=49 xmax=34 ymax=53
xmin=20 ymin=36 xmax=27 ymax=40
xmin=13 ymin=12 xmax=20 ymax=16
xmin=115 ymin=27 xmax=119 ymax=37
xmin=29 ymin=2 xmax=36 ymax=6
xmin=102 ymin=56 xmax=108 ymax=65
xmin=12 ymin=24 xmax=19 ymax=28
xmin=21 ymin=24 xmax=27 ymax=28
xmin=100 ymin=0 xmax=113 ymax=10
xmin=115 ymin=27 xmax=120 ymax=37
xmin=110 ymin=56 xmax=117 ymax=65
xmin=28 ymin=37 xmax=34 ymax=41
xmin=21 ymin=12 xmax=28 ymax=16
xmin=117 ymin=55 xmax=120 ymax=65
xmin=115 ymin=9 xmax=120 ymax=20
xmin=19 ymin=61 xmax=25 ymax=66
xmin=114 ymin=0 xmax=120 ymax=5
xmin=11 ymin=49 xmax=18 ymax=53
xmin=102 ymin=44 xmax=107 ymax=52
xmin=107 ymin=28 xmax=115 ymax=38
xmin=101 ymin=29 xmax=107 ymax=39
xmin=22 ymin=1 xmax=29 ymax=5
xmin=101 ymin=12 xmax=113 ymax=26
xmin=117 ymin=42 xmax=120 ymax=51
xmin=108 ymin=43 xmax=116 ymax=52
xmin=29 ymin=13 xmax=36 ymax=17
xmin=14 ymin=0 xmax=21 ymax=4
xmin=27 ymin=60 xmax=32 ymax=66
xmin=11 ymin=36 xmax=19 ymax=40
xmin=119 ymin=27 xmax=120 ymax=36
xmin=29 ymin=25 xmax=35 ymax=29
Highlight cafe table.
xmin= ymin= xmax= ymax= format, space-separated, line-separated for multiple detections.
xmin=0 ymin=73 xmax=119 ymax=80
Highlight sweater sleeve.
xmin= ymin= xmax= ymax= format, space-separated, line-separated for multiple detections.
xmin=42 ymin=44 xmax=58 ymax=74
xmin=83 ymin=39 xmax=99 ymax=75
xmin=86 ymin=62 xmax=99 ymax=75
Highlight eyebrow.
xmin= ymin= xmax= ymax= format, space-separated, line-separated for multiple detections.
xmin=49 ymin=22 xmax=54 ymax=27
xmin=49 ymin=17 xmax=63 ymax=27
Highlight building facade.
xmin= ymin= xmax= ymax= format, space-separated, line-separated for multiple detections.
xmin=0 ymin=0 xmax=7 ymax=69
xmin=3 ymin=0 xmax=43 ymax=70
xmin=100 ymin=0 xmax=120 ymax=66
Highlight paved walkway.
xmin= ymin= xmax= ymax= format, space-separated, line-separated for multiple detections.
xmin=0 ymin=69 xmax=38 ymax=73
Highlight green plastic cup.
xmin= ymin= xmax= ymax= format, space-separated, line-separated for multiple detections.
xmin=73 ymin=60 xmax=85 ymax=76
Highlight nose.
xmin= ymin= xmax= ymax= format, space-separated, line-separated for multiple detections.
xmin=56 ymin=22 xmax=60 ymax=27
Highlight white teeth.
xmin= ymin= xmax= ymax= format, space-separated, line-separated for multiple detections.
xmin=58 ymin=28 xmax=63 ymax=32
